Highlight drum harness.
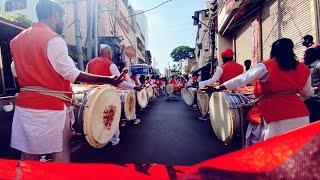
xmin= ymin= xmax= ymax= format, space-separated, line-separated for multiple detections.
xmin=234 ymin=90 xmax=298 ymax=108
xmin=20 ymin=86 xmax=85 ymax=107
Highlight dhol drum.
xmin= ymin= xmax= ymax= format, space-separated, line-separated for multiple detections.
xmin=197 ymin=90 xmax=210 ymax=117
xmin=72 ymin=84 xmax=121 ymax=148
xmin=153 ymin=86 xmax=158 ymax=99
xmin=166 ymin=84 xmax=175 ymax=95
xmin=146 ymin=86 xmax=154 ymax=100
xmin=181 ymin=88 xmax=195 ymax=106
xmin=209 ymin=91 xmax=252 ymax=144
xmin=136 ymin=88 xmax=148 ymax=109
xmin=117 ymin=89 xmax=136 ymax=121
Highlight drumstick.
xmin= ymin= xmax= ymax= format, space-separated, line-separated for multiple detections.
xmin=117 ymin=71 xmax=127 ymax=81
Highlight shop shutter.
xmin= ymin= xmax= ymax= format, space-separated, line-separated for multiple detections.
xmin=235 ymin=20 xmax=253 ymax=67
xmin=262 ymin=0 xmax=314 ymax=60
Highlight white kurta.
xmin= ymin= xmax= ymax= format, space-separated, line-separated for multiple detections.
xmin=199 ymin=66 xmax=223 ymax=88
xmin=10 ymin=37 xmax=80 ymax=154
xmin=108 ymin=64 xmax=136 ymax=144
xmin=223 ymin=63 xmax=313 ymax=142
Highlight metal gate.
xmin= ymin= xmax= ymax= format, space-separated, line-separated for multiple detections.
xmin=261 ymin=0 xmax=314 ymax=60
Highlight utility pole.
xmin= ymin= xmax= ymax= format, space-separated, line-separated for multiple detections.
xmin=209 ymin=1 xmax=217 ymax=74
xmin=93 ymin=0 xmax=99 ymax=57
xmin=73 ymin=0 xmax=85 ymax=71
xmin=86 ymin=0 xmax=94 ymax=60
xmin=110 ymin=0 xmax=118 ymax=36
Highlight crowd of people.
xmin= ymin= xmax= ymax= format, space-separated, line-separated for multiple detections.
xmin=7 ymin=0 xmax=320 ymax=164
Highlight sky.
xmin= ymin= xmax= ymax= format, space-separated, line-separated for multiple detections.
xmin=129 ymin=0 xmax=205 ymax=74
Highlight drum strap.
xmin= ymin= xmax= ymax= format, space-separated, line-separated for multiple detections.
xmin=250 ymin=90 xmax=297 ymax=106
xmin=20 ymin=86 xmax=81 ymax=106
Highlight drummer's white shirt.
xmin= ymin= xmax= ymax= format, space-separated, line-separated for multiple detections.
xmin=199 ymin=66 xmax=223 ymax=88
xmin=109 ymin=64 xmax=135 ymax=89
xmin=10 ymin=36 xmax=81 ymax=154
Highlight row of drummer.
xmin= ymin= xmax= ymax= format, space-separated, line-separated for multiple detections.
xmin=84 ymin=44 xmax=163 ymax=146
xmin=174 ymin=39 xmax=319 ymax=147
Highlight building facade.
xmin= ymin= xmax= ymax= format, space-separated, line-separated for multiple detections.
xmin=194 ymin=4 xmax=211 ymax=68
xmin=216 ymin=0 xmax=320 ymax=67
xmin=0 ymin=0 xmax=149 ymax=67
xmin=193 ymin=0 xmax=218 ymax=75
xmin=0 ymin=0 xmax=37 ymax=21
xmin=181 ymin=58 xmax=196 ymax=76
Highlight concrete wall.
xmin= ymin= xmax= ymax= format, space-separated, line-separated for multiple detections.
xmin=216 ymin=34 xmax=233 ymax=65
xmin=181 ymin=58 xmax=196 ymax=75
xmin=59 ymin=0 xmax=88 ymax=47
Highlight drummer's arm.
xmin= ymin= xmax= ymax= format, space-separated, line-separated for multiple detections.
xmin=222 ymin=63 xmax=268 ymax=90
xmin=136 ymin=78 xmax=142 ymax=86
xmin=76 ymin=72 xmax=120 ymax=84
xmin=109 ymin=64 xmax=135 ymax=89
xmin=45 ymin=37 xmax=119 ymax=85
xmin=199 ymin=67 xmax=223 ymax=87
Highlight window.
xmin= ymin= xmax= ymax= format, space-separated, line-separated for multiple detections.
xmin=5 ymin=0 xmax=27 ymax=12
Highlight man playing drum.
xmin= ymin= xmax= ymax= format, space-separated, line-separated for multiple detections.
xmin=303 ymin=47 xmax=320 ymax=123
xmin=87 ymin=45 xmax=143 ymax=145
xmin=204 ymin=38 xmax=314 ymax=145
xmin=186 ymin=72 xmax=200 ymax=110
xmin=166 ymin=75 xmax=177 ymax=100
xmin=198 ymin=49 xmax=243 ymax=88
xmin=10 ymin=0 xmax=122 ymax=162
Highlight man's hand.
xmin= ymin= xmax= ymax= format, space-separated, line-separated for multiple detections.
xmin=108 ymin=76 xmax=123 ymax=86
xmin=118 ymin=68 xmax=129 ymax=81
xmin=134 ymin=86 xmax=143 ymax=91
xmin=192 ymin=82 xmax=199 ymax=88
xmin=201 ymin=86 xmax=221 ymax=93
xmin=122 ymin=68 xmax=129 ymax=74
xmin=76 ymin=72 xmax=123 ymax=85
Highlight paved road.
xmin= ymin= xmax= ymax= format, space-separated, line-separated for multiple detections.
xmin=0 ymin=96 xmax=241 ymax=165
xmin=71 ymin=96 xmax=241 ymax=165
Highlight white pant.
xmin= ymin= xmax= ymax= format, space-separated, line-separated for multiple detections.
xmin=246 ymin=116 xmax=309 ymax=146
xmin=263 ymin=117 xmax=309 ymax=140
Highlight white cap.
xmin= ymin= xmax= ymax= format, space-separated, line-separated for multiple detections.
xmin=100 ymin=44 xmax=108 ymax=50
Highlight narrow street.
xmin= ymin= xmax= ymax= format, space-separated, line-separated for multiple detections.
xmin=71 ymin=96 xmax=241 ymax=165
xmin=0 ymin=0 xmax=319 ymax=178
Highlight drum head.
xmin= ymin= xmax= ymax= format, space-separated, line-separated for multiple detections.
xmin=153 ymin=88 xmax=157 ymax=98
xmin=147 ymin=86 xmax=154 ymax=99
xmin=137 ymin=88 xmax=148 ymax=108
xmin=123 ymin=90 xmax=136 ymax=121
xmin=166 ymin=84 xmax=174 ymax=95
xmin=209 ymin=92 xmax=241 ymax=142
xmin=181 ymin=88 xmax=195 ymax=106
xmin=197 ymin=90 xmax=209 ymax=117
xmin=83 ymin=85 xmax=121 ymax=148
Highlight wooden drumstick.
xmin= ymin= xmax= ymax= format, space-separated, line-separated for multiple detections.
xmin=117 ymin=68 xmax=128 ymax=81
